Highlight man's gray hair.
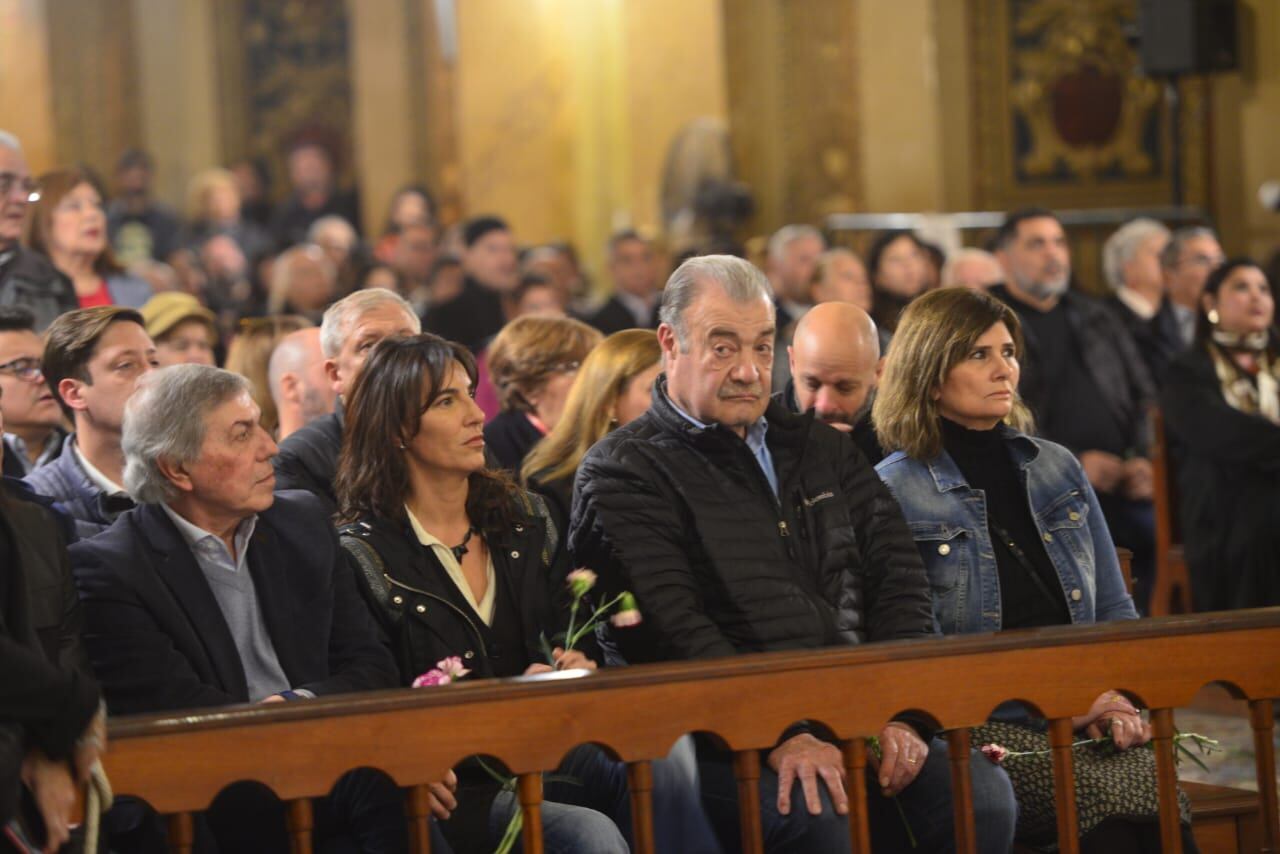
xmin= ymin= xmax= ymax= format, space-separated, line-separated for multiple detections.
xmin=319 ymin=289 xmax=420 ymax=359
xmin=1102 ymin=217 xmax=1171 ymax=291
xmin=767 ymin=224 xmax=823 ymax=262
xmin=0 ymin=130 xmax=21 ymax=154
xmin=1159 ymin=225 xmax=1219 ymax=270
xmin=123 ymin=366 xmax=252 ymax=504
xmin=658 ymin=254 xmax=774 ymax=348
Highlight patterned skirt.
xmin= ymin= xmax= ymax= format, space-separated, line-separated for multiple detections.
xmin=969 ymin=720 xmax=1192 ymax=850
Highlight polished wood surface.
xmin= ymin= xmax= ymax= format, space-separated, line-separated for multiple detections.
xmin=102 ymin=609 xmax=1280 ymax=851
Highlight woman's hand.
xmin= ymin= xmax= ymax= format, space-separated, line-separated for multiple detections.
xmin=1073 ymin=690 xmax=1151 ymax=749
xmin=551 ymin=647 xmax=597 ymax=671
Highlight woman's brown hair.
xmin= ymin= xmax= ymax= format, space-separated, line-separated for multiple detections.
xmin=486 ymin=316 xmax=603 ymax=413
xmin=521 ymin=329 xmax=661 ymax=486
xmin=335 ymin=333 xmax=522 ymax=532
xmin=872 ymin=287 xmax=1033 ymax=460
xmin=25 ymin=167 xmax=124 ymax=276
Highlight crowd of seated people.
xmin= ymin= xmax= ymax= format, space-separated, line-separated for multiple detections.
xmin=4 ymin=117 xmax=1276 ymax=853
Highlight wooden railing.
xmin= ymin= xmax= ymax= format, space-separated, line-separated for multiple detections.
xmin=103 ymin=609 xmax=1280 ymax=854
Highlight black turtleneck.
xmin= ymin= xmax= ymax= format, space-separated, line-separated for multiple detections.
xmin=940 ymin=418 xmax=1070 ymax=630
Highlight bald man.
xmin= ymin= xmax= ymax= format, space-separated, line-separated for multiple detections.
xmin=269 ymin=328 xmax=336 ymax=440
xmin=780 ymin=301 xmax=885 ymax=464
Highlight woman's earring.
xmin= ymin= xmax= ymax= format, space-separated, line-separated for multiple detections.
xmin=607 ymin=415 xmax=619 ymax=429
xmin=1208 ymin=308 xmax=1220 ymax=325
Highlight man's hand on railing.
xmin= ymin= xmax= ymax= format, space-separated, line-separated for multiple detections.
xmin=20 ymin=750 xmax=76 ymax=854
xmin=869 ymin=721 xmax=927 ymax=797
xmin=767 ymin=732 xmax=849 ymax=816
xmin=425 ymin=769 xmax=458 ymax=820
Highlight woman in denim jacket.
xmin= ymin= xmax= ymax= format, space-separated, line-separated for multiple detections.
xmin=873 ymin=288 xmax=1196 ymax=853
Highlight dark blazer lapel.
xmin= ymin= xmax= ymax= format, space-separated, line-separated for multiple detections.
xmin=138 ymin=504 xmax=249 ymax=698
xmin=245 ymin=523 xmax=297 ymax=680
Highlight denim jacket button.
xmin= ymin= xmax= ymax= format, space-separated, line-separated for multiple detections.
xmin=1070 ymin=588 xmax=1082 ymax=601
xmin=1043 ymin=533 xmax=1054 ymax=543
xmin=1068 ymin=511 xmax=1081 ymax=521
xmin=937 ymin=543 xmax=951 ymax=556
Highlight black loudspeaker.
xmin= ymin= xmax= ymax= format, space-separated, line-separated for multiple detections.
xmin=1139 ymin=0 xmax=1240 ymax=75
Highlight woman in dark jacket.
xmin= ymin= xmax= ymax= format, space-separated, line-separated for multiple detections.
xmin=865 ymin=229 xmax=929 ymax=335
xmin=334 ymin=333 xmax=714 ymax=854
xmin=1160 ymin=258 xmax=1280 ymax=610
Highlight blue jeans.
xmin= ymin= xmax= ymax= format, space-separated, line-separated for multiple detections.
xmin=697 ymin=735 xmax=1017 ymax=854
xmin=489 ymin=740 xmax=720 ymax=853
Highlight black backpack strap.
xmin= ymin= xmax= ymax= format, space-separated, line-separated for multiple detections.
xmin=338 ymin=525 xmax=401 ymax=629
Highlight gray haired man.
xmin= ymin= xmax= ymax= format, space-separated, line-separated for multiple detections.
xmin=69 ymin=364 xmax=412 ymax=851
xmin=0 ymin=131 xmax=76 ymax=330
xmin=570 ymin=255 xmax=1016 ymax=853
xmin=273 ymin=288 xmax=420 ymax=511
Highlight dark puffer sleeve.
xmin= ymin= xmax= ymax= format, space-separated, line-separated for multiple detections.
xmin=839 ymin=441 xmax=936 ymax=642
xmin=570 ymin=438 xmax=738 ymax=661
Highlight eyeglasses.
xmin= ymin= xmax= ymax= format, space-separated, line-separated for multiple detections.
xmin=1177 ymin=253 xmax=1226 ymax=271
xmin=0 ymin=172 xmax=40 ymax=203
xmin=0 ymin=356 xmax=44 ymax=381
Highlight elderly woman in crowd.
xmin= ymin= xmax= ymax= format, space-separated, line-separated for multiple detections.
xmin=1161 ymin=258 xmax=1280 ymax=610
xmin=334 ymin=333 xmax=714 ymax=854
xmin=808 ymin=248 xmax=873 ymax=311
xmin=139 ymin=291 xmax=219 ymax=367
xmin=874 ymin=287 xmax=1198 ymax=853
xmin=522 ymin=329 xmax=662 ymax=530
xmin=483 ymin=316 xmax=602 ymax=470
xmin=224 ymin=315 xmax=313 ymax=437
xmin=866 ymin=229 xmax=930 ymax=334
xmin=26 ymin=168 xmax=151 ymax=309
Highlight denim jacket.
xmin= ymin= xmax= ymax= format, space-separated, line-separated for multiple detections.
xmin=875 ymin=426 xmax=1137 ymax=635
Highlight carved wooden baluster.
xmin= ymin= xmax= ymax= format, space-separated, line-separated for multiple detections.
xmin=167 ymin=812 xmax=194 ymax=854
xmin=627 ymin=760 xmax=656 ymax=854
xmin=733 ymin=749 xmax=765 ymax=854
xmin=841 ymin=737 xmax=873 ymax=854
xmin=1047 ymin=717 xmax=1081 ymax=854
xmin=1250 ymin=698 xmax=1280 ymax=851
xmin=407 ymin=783 xmax=434 ymax=853
xmin=287 ymin=797 xmax=314 ymax=854
xmin=1150 ymin=708 xmax=1183 ymax=853
xmin=518 ymin=773 xmax=545 ymax=854
xmin=946 ymin=728 xmax=978 ymax=854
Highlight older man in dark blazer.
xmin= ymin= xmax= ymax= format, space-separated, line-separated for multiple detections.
xmin=70 ymin=364 xmax=415 ymax=853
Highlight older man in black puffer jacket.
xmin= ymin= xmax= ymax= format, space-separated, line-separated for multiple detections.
xmin=570 ymin=255 xmax=1016 ymax=854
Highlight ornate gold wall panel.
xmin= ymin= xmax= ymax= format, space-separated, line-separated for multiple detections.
xmin=213 ymin=0 xmax=355 ymax=200
xmin=722 ymin=0 xmax=863 ymax=233
xmin=970 ymin=0 xmax=1209 ymax=211
xmin=46 ymin=0 xmax=141 ymax=178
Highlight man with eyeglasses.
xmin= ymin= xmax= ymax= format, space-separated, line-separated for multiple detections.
xmin=0 ymin=131 xmax=77 ymax=331
xmin=0 ymin=307 xmax=66 ymax=478
xmin=1161 ymin=226 xmax=1227 ymax=349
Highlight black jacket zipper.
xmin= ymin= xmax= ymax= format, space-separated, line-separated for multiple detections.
xmin=385 ymin=574 xmax=490 ymax=661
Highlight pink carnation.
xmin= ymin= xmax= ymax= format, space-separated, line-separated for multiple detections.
xmin=567 ymin=568 xmax=598 ymax=597
xmin=980 ymin=743 xmax=1009 ymax=764
xmin=610 ymin=592 xmax=643 ymax=628
xmin=436 ymin=656 xmax=470 ymax=680
xmin=411 ymin=656 xmax=471 ymax=687
xmin=412 ymin=670 xmax=450 ymax=688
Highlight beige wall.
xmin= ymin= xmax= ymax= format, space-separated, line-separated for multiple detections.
xmin=347 ymin=0 xmax=419 ymax=237
xmin=454 ymin=0 xmax=726 ymax=281
xmin=0 ymin=0 xmax=58 ymax=172
xmin=1210 ymin=0 xmax=1280 ymax=260
xmin=855 ymin=0 xmax=946 ymax=213
xmin=132 ymin=0 xmax=222 ymax=211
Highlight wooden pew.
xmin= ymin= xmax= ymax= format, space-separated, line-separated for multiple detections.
xmin=101 ymin=609 xmax=1280 ymax=854
xmin=1150 ymin=407 xmax=1194 ymax=616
